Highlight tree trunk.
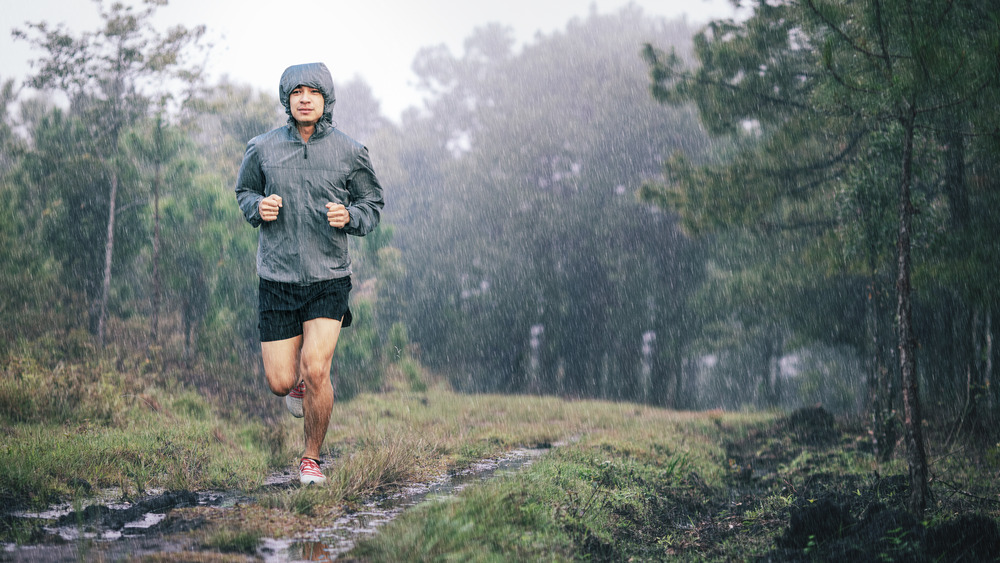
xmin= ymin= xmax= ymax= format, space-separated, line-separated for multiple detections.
xmin=675 ymin=357 xmax=686 ymax=409
xmin=761 ymin=333 xmax=777 ymax=406
xmin=867 ymin=275 xmax=896 ymax=462
xmin=151 ymin=117 xmax=163 ymax=343
xmin=986 ymin=311 xmax=996 ymax=423
xmin=986 ymin=311 xmax=995 ymax=419
xmin=896 ymin=110 xmax=929 ymax=516
xmin=96 ymin=170 xmax=118 ymax=349
xmin=962 ymin=308 xmax=989 ymax=434
xmin=183 ymin=297 xmax=193 ymax=366
xmin=943 ymin=125 xmax=969 ymax=228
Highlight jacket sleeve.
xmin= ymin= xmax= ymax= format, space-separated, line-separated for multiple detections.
xmin=235 ymin=139 xmax=265 ymax=228
xmin=343 ymin=146 xmax=385 ymax=237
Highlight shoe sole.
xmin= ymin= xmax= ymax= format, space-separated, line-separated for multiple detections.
xmin=285 ymin=393 xmax=304 ymax=418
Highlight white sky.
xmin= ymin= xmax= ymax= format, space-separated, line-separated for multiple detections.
xmin=1 ymin=0 xmax=738 ymax=121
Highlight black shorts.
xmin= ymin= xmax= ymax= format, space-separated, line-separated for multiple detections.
xmin=258 ymin=276 xmax=353 ymax=342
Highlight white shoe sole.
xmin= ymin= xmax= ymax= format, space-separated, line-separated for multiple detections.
xmin=285 ymin=393 xmax=304 ymax=418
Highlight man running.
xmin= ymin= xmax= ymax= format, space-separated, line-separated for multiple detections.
xmin=235 ymin=62 xmax=384 ymax=484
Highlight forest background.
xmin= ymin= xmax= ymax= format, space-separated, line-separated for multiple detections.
xmin=0 ymin=0 xmax=997 ymax=517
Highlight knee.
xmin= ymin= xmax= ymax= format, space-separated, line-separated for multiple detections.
xmin=267 ymin=378 xmax=296 ymax=397
xmin=299 ymin=359 xmax=331 ymax=388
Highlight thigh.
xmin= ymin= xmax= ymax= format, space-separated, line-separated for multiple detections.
xmin=261 ymin=335 xmax=302 ymax=394
xmin=300 ymin=317 xmax=344 ymax=376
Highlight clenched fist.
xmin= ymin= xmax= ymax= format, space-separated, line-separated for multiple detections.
xmin=259 ymin=194 xmax=283 ymax=222
xmin=326 ymin=202 xmax=351 ymax=228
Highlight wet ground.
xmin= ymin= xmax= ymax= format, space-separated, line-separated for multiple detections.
xmin=264 ymin=449 xmax=547 ymax=561
xmin=1 ymin=448 xmax=547 ymax=562
xmin=724 ymin=406 xmax=1000 ymax=562
xmin=6 ymin=409 xmax=999 ymax=561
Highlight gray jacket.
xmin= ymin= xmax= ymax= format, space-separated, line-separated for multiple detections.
xmin=235 ymin=62 xmax=384 ymax=284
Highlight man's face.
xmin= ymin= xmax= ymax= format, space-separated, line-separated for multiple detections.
xmin=289 ymin=85 xmax=324 ymax=126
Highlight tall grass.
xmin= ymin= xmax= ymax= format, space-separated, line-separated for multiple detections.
xmin=0 ymin=337 xmax=282 ymax=509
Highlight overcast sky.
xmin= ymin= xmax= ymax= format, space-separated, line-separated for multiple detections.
xmin=1 ymin=0 xmax=738 ymax=121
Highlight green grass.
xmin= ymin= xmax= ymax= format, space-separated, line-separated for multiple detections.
xmin=346 ymin=404 xmax=765 ymax=562
xmin=3 ymin=334 xmax=998 ymax=561
xmin=0 ymin=395 xmax=275 ymax=507
xmin=0 ymin=344 xmax=280 ymax=509
xmin=201 ymin=525 xmax=263 ymax=554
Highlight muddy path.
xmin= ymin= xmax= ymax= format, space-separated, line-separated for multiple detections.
xmin=2 ymin=448 xmax=548 ymax=562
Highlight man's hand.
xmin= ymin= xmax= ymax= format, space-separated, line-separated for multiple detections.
xmin=326 ymin=202 xmax=350 ymax=228
xmin=259 ymin=194 xmax=283 ymax=222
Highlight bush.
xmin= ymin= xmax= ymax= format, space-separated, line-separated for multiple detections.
xmin=334 ymin=299 xmax=383 ymax=400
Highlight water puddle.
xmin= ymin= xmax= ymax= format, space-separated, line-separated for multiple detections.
xmin=262 ymin=447 xmax=547 ymax=562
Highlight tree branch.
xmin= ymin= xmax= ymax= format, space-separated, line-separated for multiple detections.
xmin=805 ymin=0 xmax=887 ymax=63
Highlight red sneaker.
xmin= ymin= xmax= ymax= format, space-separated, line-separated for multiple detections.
xmin=299 ymin=457 xmax=325 ymax=485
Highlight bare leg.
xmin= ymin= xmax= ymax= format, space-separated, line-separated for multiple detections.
xmin=299 ymin=317 xmax=343 ymax=461
xmin=261 ymin=335 xmax=303 ymax=396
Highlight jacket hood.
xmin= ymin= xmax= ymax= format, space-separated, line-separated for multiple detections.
xmin=279 ymin=62 xmax=336 ymax=126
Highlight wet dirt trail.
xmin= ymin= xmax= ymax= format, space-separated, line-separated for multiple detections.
xmin=2 ymin=448 xmax=547 ymax=562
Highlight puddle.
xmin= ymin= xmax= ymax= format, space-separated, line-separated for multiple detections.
xmin=261 ymin=447 xmax=548 ymax=562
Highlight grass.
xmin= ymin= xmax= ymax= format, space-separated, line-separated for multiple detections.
xmin=343 ymin=405 xmax=1000 ymax=561
xmin=2 ymin=334 xmax=998 ymax=561
xmin=0 ymin=341 xmax=280 ymax=509
xmin=201 ymin=526 xmax=262 ymax=554
xmin=345 ymin=405 xmax=766 ymax=562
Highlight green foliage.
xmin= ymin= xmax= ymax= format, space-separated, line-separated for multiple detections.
xmin=335 ymin=299 xmax=384 ymax=400
xmin=0 ymin=330 xmax=125 ymax=425
xmin=398 ymin=356 xmax=427 ymax=392
xmin=388 ymin=322 xmax=409 ymax=359
xmin=0 ymin=81 xmax=61 ymax=351
xmin=202 ymin=526 xmax=262 ymax=554
xmin=392 ymin=8 xmax=718 ymax=405
xmin=11 ymin=0 xmax=206 ymax=346
xmin=20 ymin=109 xmax=146 ymax=318
xmin=643 ymin=0 xmax=1000 ymax=422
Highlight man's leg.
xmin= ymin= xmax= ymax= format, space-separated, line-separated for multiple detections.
xmin=299 ymin=317 xmax=343 ymax=461
xmin=261 ymin=335 xmax=303 ymax=396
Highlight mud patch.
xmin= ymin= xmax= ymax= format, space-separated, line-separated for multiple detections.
xmin=53 ymin=490 xmax=200 ymax=534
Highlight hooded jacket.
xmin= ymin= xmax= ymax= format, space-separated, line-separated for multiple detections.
xmin=235 ymin=62 xmax=384 ymax=285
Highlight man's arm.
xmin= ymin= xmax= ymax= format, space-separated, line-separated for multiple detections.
xmin=341 ymin=146 xmax=385 ymax=236
xmin=235 ymin=140 xmax=266 ymax=227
